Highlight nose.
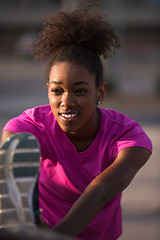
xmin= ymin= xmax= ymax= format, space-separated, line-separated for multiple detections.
xmin=61 ymin=92 xmax=75 ymax=108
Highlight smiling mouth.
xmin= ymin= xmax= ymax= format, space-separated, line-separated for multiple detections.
xmin=59 ymin=113 xmax=78 ymax=120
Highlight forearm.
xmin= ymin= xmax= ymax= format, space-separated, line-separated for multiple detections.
xmin=53 ymin=184 xmax=103 ymax=236
xmin=52 ymin=161 xmax=132 ymax=236
xmin=52 ymin=147 xmax=151 ymax=237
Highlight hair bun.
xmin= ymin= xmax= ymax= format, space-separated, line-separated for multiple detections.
xmin=31 ymin=3 xmax=120 ymax=60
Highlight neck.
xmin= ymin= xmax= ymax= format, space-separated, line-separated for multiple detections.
xmin=66 ymin=108 xmax=100 ymax=152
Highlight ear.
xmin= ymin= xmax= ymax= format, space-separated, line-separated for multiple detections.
xmin=97 ymin=82 xmax=107 ymax=104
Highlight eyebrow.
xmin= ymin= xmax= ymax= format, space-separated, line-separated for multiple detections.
xmin=50 ymin=81 xmax=89 ymax=85
xmin=74 ymin=81 xmax=89 ymax=86
xmin=50 ymin=81 xmax=63 ymax=85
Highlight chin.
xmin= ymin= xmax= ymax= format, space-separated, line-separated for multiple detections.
xmin=59 ymin=125 xmax=75 ymax=133
xmin=62 ymin=124 xmax=82 ymax=135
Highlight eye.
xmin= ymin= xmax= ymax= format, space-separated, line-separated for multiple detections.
xmin=51 ymin=88 xmax=63 ymax=95
xmin=75 ymin=89 xmax=88 ymax=95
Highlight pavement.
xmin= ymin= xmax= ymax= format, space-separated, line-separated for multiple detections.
xmin=0 ymin=59 xmax=160 ymax=239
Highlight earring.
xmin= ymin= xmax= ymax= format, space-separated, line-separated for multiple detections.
xmin=97 ymin=100 xmax=101 ymax=105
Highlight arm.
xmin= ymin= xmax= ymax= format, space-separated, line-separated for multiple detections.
xmin=53 ymin=146 xmax=151 ymax=236
xmin=2 ymin=130 xmax=16 ymax=144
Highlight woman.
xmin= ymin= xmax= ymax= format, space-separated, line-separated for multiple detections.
xmin=2 ymin=4 xmax=152 ymax=240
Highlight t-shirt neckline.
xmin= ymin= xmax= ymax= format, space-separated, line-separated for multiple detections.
xmin=58 ymin=107 xmax=103 ymax=157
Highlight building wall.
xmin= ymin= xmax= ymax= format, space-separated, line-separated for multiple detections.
xmin=0 ymin=0 xmax=159 ymax=96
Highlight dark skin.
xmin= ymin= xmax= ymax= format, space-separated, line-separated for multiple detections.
xmin=2 ymin=62 xmax=151 ymax=237
xmin=47 ymin=62 xmax=106 ymax=152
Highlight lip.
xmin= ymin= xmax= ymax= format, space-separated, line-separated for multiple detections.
xmin=58 ymin=112 xmax=79 ymax=121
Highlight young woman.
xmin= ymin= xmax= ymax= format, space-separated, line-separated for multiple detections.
xmin=2 ymin=4 xmax=152 ymax=240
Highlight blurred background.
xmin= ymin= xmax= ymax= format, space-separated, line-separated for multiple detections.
xmin=0 ymin=0 xmax=160 ymax=239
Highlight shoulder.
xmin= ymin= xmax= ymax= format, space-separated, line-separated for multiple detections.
xmin=24 ymin=104 xmax=52 ymax=120
xmin=2 ymin=105 xmax=54 ymax=149
xmin=3 ymin=104 xmax=54 ymax=134
xmin=98 ymin=107 xmax=152 ymax=159
xmin=23 ymin=104 xmax=56 ymax=126
xmin=98 ymin=107 xmax=135 ymax=131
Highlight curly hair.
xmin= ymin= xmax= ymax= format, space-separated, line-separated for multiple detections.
xmin=31 ymin=3 xmax=120 ymax=86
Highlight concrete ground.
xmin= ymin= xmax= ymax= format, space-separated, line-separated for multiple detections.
xmin=0 ymin=60 xmax=160 ymax=239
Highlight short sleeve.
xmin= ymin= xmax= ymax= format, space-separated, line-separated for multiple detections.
xmin=110 ymin=121 xmax=152 ymax=161
xmin=2 ymin=111 xmax=45 ymax=146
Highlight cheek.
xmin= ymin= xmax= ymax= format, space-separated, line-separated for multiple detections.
xmin=48 ymin=94 xmax=58 ymax=110
xmin=85 ymin=92 xmax=97 ymax=106
xmin=80 ymin=98 xmax=97 ymax=115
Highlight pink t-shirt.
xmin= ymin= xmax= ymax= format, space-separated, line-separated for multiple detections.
xmin=3 ymin=105 xmax=152 ymax=240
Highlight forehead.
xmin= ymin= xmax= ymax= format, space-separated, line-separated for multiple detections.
xmin=49 ymin=62 xmax=95 ymax=84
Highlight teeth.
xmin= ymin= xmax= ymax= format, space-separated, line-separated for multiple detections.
xmin=61 ymin=113 xmax=77 ymax=119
